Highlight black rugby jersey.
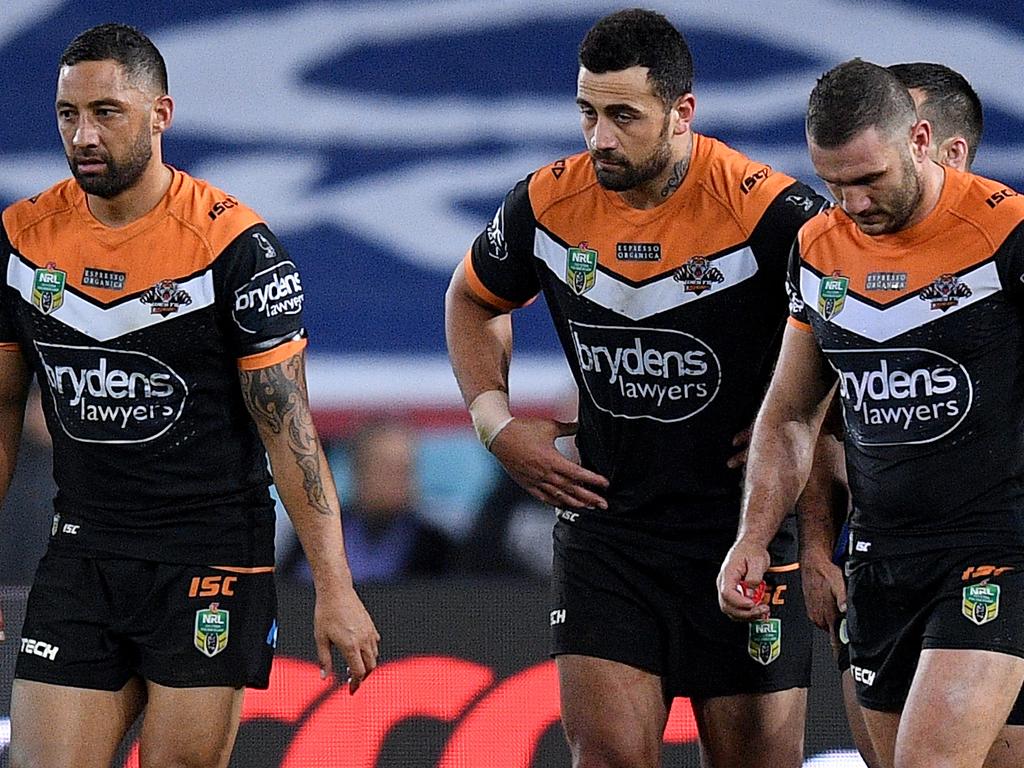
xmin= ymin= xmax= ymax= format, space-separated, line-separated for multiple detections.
xmin=466 ymin=134 xmax=826 ymax=539
xmin=788 ymin=169 xmax=1024 ymax=548
xmin=0 ymin=169 xmax=307 ymax=566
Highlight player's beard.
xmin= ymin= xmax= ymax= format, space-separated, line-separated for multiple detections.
xmin=67 ymin=128 xmax=153 ymax=199
xmin=591 ymin=115 xmax=673 ymax=192
xmin=852 ymin=151 xmax=924 ymax=235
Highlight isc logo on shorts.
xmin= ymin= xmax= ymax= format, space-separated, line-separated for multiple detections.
xmin=21 ymin=637 xmax=59 ymax=661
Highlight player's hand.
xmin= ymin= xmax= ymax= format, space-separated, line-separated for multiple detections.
xmin=489 ymin=417 xmax=609 ymax=510
xmin=315 ymin=584 xmax=380 ymax=694
xmin=717 ymin=539 xmax=771 ymax=621
xmin=726 ymin=425 xmax=753 ymax=469
xmin=800 ymin=550 xmax=846 ymax=632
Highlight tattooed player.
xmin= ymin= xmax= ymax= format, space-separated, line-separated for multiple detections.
xmin=0 ymin=23 xmax=377 ymax=768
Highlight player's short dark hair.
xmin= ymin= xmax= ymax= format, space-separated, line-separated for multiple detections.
xmin=60 ymin=23 xmax=168 ymax=95
xmin=887 ymin=62 xmax=983 ymax=166
xmin=579 ymin=8 xmax=693 ymax=107
xmin=807 ymin=59 xmax=916 ymax=149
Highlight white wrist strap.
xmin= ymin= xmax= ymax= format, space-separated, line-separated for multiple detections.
xmin=469 ymin=390 xmax=515 ymax=450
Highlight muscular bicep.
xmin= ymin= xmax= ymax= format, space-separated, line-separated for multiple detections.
xmin=238 ymin=350 xmax=332 ymax=516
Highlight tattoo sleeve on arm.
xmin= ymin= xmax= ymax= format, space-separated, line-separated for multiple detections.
xmin=239 ymin=353 xmax=334 ymax=516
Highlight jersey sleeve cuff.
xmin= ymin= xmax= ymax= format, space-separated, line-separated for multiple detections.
xmin=237 ymin=336 xmax=308 ymax=371
xmin=787 ymin=316 xmax=813 ymax=333
xmin=463 ymin=252 xmax=534 ymax=311
xmin=0 ymin=342 xmax=20 ymax=352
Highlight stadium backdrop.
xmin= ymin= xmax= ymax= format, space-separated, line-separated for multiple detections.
xmin=1 ymin=2 xmax=1023 ymax=766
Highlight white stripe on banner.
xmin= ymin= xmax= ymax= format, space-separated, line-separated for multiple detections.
xmin=305 ymin=354 xmax=574 ymax=410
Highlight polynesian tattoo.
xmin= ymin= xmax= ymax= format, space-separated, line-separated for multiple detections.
xmin=660 ymin=156 xmax=689 ymax=199
xmin=239 ymin=352 xmax=333 ymax=516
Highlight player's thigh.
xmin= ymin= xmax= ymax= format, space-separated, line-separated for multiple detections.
xmin=137 ymin=682 xmax=245 ymax=768
xmin=897 ymin=648 xmax=1024 ymax=768
xmin=841 ymin=668 xmax=885 ymax=768
xmin=557 ymin=654 xmax=668 ymax=768
xmin=9 ymin=677 xmax=144 ymax=768
xmin=690 ymin=688 xmax=805 ymax=768
xmin=860 ymin=708 xmax=899 ymax=768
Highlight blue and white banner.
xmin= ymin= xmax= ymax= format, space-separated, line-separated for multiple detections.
xmin=2 ymin=1 xmax=1022 ymax=411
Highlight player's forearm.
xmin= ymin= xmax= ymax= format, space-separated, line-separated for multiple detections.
xmin=239 ymin=353 xmax=353 ymax=592
xmin=444 ymin=267 xmax=513 ymax=407
xmin=797 ymin=431 xmax=848 ymax=564
xmin=739 ymin=413 xmax=821 ymax=550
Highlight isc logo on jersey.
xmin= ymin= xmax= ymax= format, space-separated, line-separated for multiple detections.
xmin=35 ymin=342 xmax=188 ymax=443
xmin=830 ymin=347 xmax=972 ymax=445
xmin=569 ymin=321 xmax=721 ymax=423
xmin=233 ymin=261 xmax=304 ymax=334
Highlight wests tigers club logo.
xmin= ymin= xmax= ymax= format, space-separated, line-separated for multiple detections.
xmin=920 ymin=273 xmax=971 ymax=312
xmin=141 ymin=280 xmax=193 ymax=316
xmin=672 ymin=256 xmax=724 ymax=295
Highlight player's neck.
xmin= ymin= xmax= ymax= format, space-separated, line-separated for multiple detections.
xmin=617 ymin=131 xmax=693 ymax=210
xmin=86 ymin=160 xmax=173 ymax=229
xmin=900 ymin=161 xmax=946 ymax=232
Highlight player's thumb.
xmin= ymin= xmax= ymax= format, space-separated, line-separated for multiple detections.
xmin=832 ymin=569 xmax=849 ymax=613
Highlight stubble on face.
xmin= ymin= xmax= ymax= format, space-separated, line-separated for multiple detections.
xmin=591 ymin=111 xmax=673 ymax=192
xmin=848 ymin=148 xmax=923 ymax=235
xmin=67 ymin=125 xmax=152 ymax=199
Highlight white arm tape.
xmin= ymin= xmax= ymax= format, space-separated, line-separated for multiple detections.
xmin=469 ymin=390 xmax=515 ymax=450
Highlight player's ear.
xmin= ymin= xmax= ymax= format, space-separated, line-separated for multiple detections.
xmin=908 ymin=119 xmax=931 ymax=162
xmin=671 ymin=93 xmax=696 ymax=135
xmin=938 ymin=136 xmax=970 ymax=173
xmin=152 ymin=94 xmax=174 ymax=135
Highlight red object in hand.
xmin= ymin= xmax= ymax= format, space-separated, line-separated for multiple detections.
xmin=739 ymin=580 xmax=767 ymax=604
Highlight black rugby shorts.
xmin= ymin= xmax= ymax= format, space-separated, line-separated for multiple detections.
xmin=17 ymin=552 xmax=277 ymax=690
xmin=550 ymin=515 xmax=812 ymax=699
xmin=847 ymin=535 xmax=1024 ymax=716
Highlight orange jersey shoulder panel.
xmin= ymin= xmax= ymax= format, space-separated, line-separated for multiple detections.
xmin=694 ymin=135 xmax=797 ymax=234
xmin=525 ymin=136 xmax=794 ymax=285
xmin=798 ymin=170 xmax=1024 ymax=306
xmin=3 ymin=171 xmax=264 ymax=303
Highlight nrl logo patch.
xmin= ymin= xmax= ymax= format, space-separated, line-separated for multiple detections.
xmin=195 ymin=602 xmax=230 ymax=657
xmin=818 ymin=272 xmax=849 ymax=320
xmin=672 ymin=256 xmax=724 ymax=294
xmin=748 ymin=618 xmax=782 ymax=665
xmin=962 ymin=583 xmax=1000 ymax=626
xmin=920 ymin=273 xmax=971 ymax=312
xmin=566 ymin=242 xmax=598 ymax=296
xmin=140 ymin=280 xmax=193 ymax=317
xmin=32 ymin=262 xmax=67 ymax=315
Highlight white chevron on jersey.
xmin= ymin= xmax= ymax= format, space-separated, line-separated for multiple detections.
xmin=6 ymin=254 xmax=215 ymax=342
xmin=798 ymin=260 xmax=1001 ymax=342
xmin=534 ymin=229 xmax=759 ymax=320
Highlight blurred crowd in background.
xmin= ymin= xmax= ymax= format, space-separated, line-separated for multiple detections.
xmin=0 ymin=395 xmax=556 ymax=584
